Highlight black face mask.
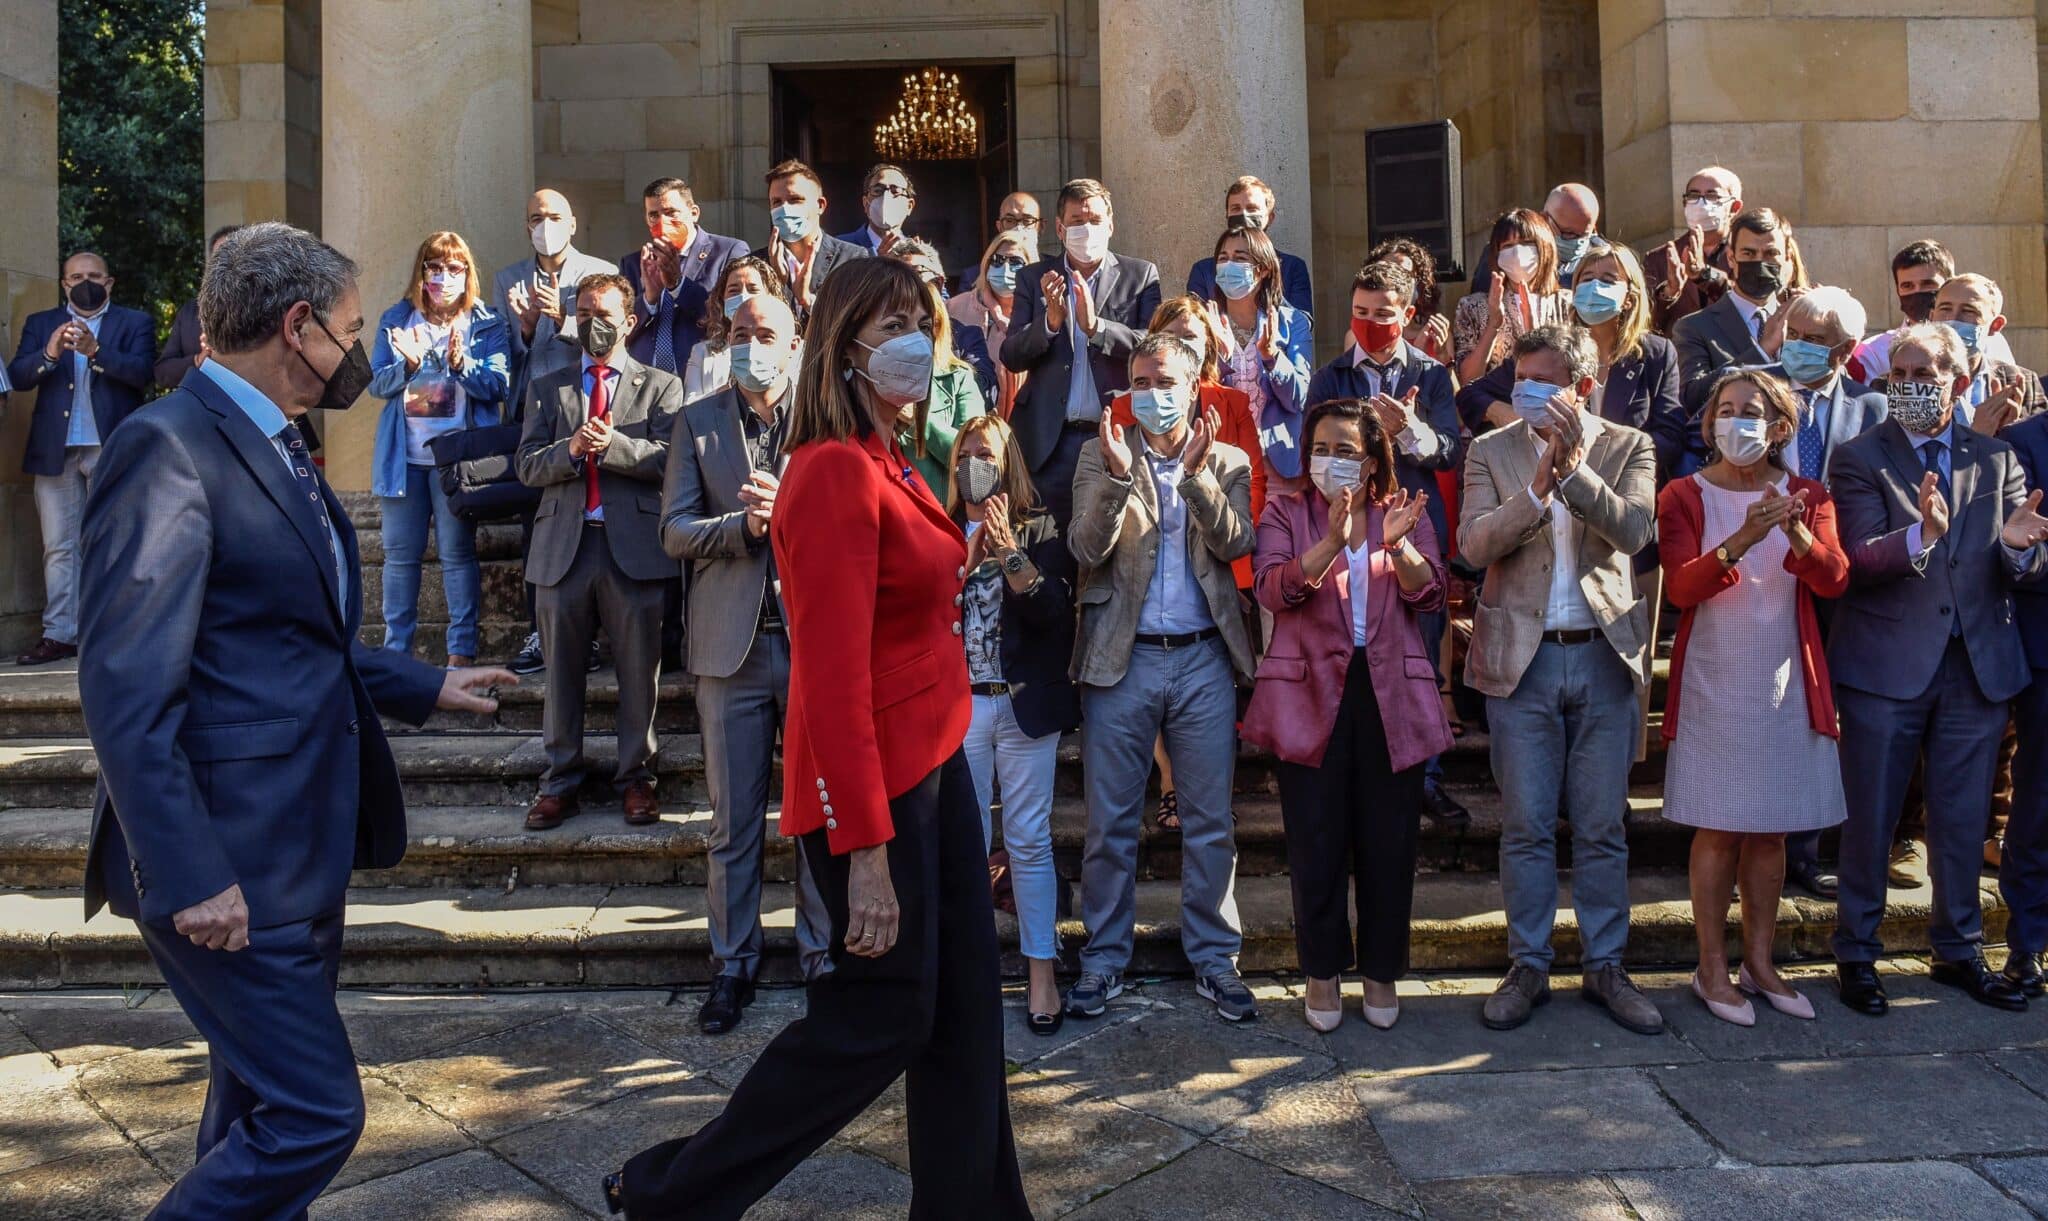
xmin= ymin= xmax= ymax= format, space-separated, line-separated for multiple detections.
xmin=1734 ymin=259 xmax=1784 ymax=299
xmin=1899 ymin=290 xmax=1938 ymax=323
xmin=298 ymin=317 xmax=373 ymax=410
xmin=67 ymin=280 xmax=108 ymax=312
xmin=581 ymin=317 xmax=620 ymax=361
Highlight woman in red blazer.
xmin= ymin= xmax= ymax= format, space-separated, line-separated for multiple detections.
xmin=611 ymin=259 xmax=1030 ymax=1219
xmin=1659 ymin=369 xmax=1849 ymax=1029
xmin=1241 ymin=399 xmax=1453 ymax=1034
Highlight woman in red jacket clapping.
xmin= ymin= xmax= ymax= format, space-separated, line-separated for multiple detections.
xmin=609 ymin=258 xmax=1030 ymax=1219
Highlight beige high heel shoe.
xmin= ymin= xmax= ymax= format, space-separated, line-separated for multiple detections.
xmin=1739 ymin=963 xmax=1816 ymax=1020
xmin=1303 ymin=978 xmax=1343 ymax=1032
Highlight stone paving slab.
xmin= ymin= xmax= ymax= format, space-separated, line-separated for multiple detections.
xmin=1412 ymin=1174 xmax=1632 ymax=1220
xmin=488 ymin=1071 xmax=733 ymax=1211
xmin=1065 ymin=1142 xmax=1405 ymax=1218
xmin=1977 ymin=1155 xmax=2048 ymax=1216
xmin=1991 ymin=1048 xmax=2048 ymax=1099
xmin=1320 ymin=980 xmax=1702 ymax=1077
xmin=0 ymin=1048 xmax=129 ymax=1175
xmin=1612 ymin=1161 xmax=2036 ymax=1220
xmin=0 ymin=1145 xmax=171 ymax=1219
xmin=1658 ymin=969 xmax=2048 ymax=1062
xmin=1351 ymin=1067 xmax=1718 ymax=1180
xmin=1651 ymin=1054 xmax=2048 ymax=1164
xmin=310 ymin=1148 xmax=585 ymax=1219
xmin=1208 ymin=1073 xmax=1415 ymax=1214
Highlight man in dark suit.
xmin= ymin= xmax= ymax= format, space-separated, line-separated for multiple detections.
xmin=1183 ymin=175 xmax=1313 ymax=316
xmin=750 ymin=158 xmax=869 ymax=330
xmin=999 ymin=178 xmax=1161 ymax=527
xmin=659 ymin=292 xmax=830 ymax=1035
xmin=76 ymin=222 xmax=506 ymax=1217
xmin=7 ymin=250 xmax=159 ymax=665
xmin=155 ymin=225 xmax=240 ymax=392
xmin=517 ymin=274 xmax=684 ymax=832
xmin=619 ymin=176 xmax=748 ymax=376
xmin=833 ymin=162 xmax=917 ymax=253
xmin=1672 ymin=207 xmax=1797 ymax=432
xmin=1643 ymin=165 xmax=1741 ymax=335
xmin=1305 ymin=258 xmax=1465 ymax=822
xmin=1828 ymin=322 xmax=2048 ymax=1016
xmin=2000 ymin=411 xmax=2048 ymax=995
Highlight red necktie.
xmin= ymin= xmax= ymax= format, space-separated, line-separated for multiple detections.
xmin=585 ymin=365 xmax=612 ymax=514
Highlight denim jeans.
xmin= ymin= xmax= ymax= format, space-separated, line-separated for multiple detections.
xmin=1487 ymin=640 xmax=1637 ymax=972
xmin=963 ymin=692 xmax=1061 ymax=961
xmin=379 ymin=462 xmax=479 ymax=658
xmin=32 ymin=445 xmax=97 ymax=643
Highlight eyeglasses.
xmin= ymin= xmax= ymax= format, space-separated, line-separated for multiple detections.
xmin=867 ymin=184 xmax=915 ymax=201
xmin=998 ymin=214 xmax=1040 ymax=229
xmin=990 ymin=256 xmax=1029 ymax=270
xmin=1681 ymin=191 xmax=1732 ymax=205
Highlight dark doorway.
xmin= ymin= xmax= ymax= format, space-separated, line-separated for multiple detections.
xmin=773 ymin=63 xmax=1016 ymax=291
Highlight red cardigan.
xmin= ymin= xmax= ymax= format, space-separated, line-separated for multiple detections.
xmin=1658 ymin=473 xmax=1849 ymax=741
xmin=771 ymin=428 xmax=973 ymax=853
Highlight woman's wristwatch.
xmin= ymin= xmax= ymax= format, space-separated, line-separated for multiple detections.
xmin=1001 ymin=549 xmax=1029 ymax=575
xmin=1714 ymin=544 xmax=1739 ymax=568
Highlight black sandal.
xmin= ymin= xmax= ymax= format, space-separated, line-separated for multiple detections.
xmin=1028 ymin=1008 xmax=1065 ymax=1037
xmin=1156 ymin=789 xmax=1181 ymax=832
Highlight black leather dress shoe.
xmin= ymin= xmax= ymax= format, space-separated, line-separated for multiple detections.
xmin=1836 ymin=962 xmax=1889 ymax=1016
xmin=698 ymin=975 xmax=755 ymax=1035
xmin=1421 ymin=778 xmax=1471 ymax=829
xmin=1786 ymin=860 xmax=1839 ymax=901
xmin=601 ymin=1170 xmax=626 ymax=1215
xmin=2004 ymin=950 xmax=2046 ymax=997
xmin=1931 ymin=954 xmax=2029 ymax=1011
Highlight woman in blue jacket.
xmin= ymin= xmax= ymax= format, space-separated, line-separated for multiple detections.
xmin=1206 ymin=226 xmax=1314 ymax=496
xmin=368 ymin=230 xmax=511 ymax=667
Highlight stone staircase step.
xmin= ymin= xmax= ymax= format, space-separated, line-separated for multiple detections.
xmin=0 ymin=870 xmax=1995 ymax=989
xmin=0 ymin=784 xmax=1699 ymax=890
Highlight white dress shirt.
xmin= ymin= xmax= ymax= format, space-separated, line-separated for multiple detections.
xmin=1523 ymin=412 xmax=1605 ymax=631
xmin=1344 ymin=538 xmax=1372 ymax=646
xmin=1348 ymin=342 xmax=1439 ymax=459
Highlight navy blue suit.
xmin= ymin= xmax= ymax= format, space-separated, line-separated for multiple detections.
xmin=6 ymin=303 xmax=157 ymax=476
xmin=78 ymin=368 xmax=443 ymax=1218
xmin=1186 ymin=247 xmax=1314 ymax=318
xmin=1304 ymin=341 xmax=1463 ymax=545
xmin=2003 ymin=413 xmax=2048 ymax=954
xmin=619 ymin=228 xmax=749 ymax=372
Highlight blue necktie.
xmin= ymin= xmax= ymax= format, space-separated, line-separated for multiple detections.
xmin=1796 ymin=393 xmax=1825 ymax=480
xmin=651 ymin=292 xmax=676 ymax=373
xmin=1924 ymin=437 xmax=1951 ymax=507
xmin=282 ymin=425 xmax=343 ymax=609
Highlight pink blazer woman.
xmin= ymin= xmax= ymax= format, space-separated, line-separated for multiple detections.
xmin=1241 ymin=490 xmax=1455 ymax=774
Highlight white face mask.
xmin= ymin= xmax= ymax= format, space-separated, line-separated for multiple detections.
xmin=867 ymin=192 xmax=911 ymax=231
xmin=1062 ymin=220 xmax=1110 ymax=265
xmin=530 ymin=218 xmax=572 ymax=258
xmin=1714 ymin=416 xmax=1771 ymax=467
xmin=1498 ymin=244 xmax=1539 ymax=285
xmin=1309 ymin=455 xmax=1364 ymax=500
xmin=850 ymin=332 xmax=934 ymax=407
xmin=427 ymin=271 xmax=466 ymax=300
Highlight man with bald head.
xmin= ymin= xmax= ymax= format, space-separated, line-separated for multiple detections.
xmin=1643 ymin=165 xmax=1743 ymax=335
xmin=960 ymin=192 xmax=1045 ymax=292
xmin=660 ymin=289 xmax=830 ymax=1034
xmin=7 ymin=249 xmax=157 ymax=664
xmin=1543 ymin=183 xmax=1600 ymax=288
xmin=493 ymin=188 xmax=618 ymax=674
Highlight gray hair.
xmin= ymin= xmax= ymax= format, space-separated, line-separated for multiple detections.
xmin=199 ymin=221 xmax=359 ymax=354
xmin=1893 ymin=321 xmax=1968 ymax=380
xmin=1784 ymin=285 xmax=1866 ymax=349
xmin=1132 ymin=330 xmax=1199 ymax=379
xmin=1513 ymin=322 xmax=1600 ymax=385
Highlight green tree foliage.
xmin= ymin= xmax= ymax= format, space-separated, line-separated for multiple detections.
xmin=57 ymin=0 xmax=204 ymax=342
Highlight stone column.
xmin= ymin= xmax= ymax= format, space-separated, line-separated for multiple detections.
xmin=1601 ymin=0 xmax=2045 ymax=367
xmin=320 ymin=0 xmax=533 ymax=491
xmin=1098 ymin=0 xmax=1313 ymax=303
xmin=204 ymin=0 xmax=322 ymax=231
xmin=0 ymin=0 xmax=59 ymax=651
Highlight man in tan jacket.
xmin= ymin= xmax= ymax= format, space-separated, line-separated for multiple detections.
xmin=1064 ymin=332 xmax=1257 ymax=1023
xmin=1458 ymin=322 xmax=1660 ymax=1036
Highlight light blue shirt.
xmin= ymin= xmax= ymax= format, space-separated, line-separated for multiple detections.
xmin=580 ymin=354 xmax=620 ymax=522
xmin=1135 ymin=446 xmax=1215 ymax=635
xmin=65 ymin=308 xmax=104 ymax=448
xmin=1055 ymin=257 xmax=1106 ymax=424
xmin=196 ymin=360 xmax=347 ymax=608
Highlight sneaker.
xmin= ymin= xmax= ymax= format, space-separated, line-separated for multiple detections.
xmin=1063 ymin=971 xmax=1123 ymax=1018
xmin=508 ymin=632 xmax=545 ymax=675
xmin=1481 ymin=963 xmax=1551 ymax=1030
xmin=1197 ymin=971 xmax=1259 ymax=1023
xmin=1580 ymin=963 xmax=1665 ymax=1035
xmin=587 ymin=639 xmax=604 ymax=673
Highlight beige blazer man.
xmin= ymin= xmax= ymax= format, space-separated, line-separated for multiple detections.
xmin=1067 ymin=436 xmax=1256 ymax=686
xmin=1456 ymin=414 xmax=1658 ymax=700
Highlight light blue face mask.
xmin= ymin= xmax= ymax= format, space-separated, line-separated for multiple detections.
xmin=1554 ymin=234 xmax=1589 ymax=277
xmin=1946 ymin=319 xmax=1982 ymax=359
xmin=1511 ymin=378 xmax=1567 ymax=426
xmin=1130 ymin=386 xmax=1186 ymax=435
xmin=1214 ymin=260 xmax=1259 ymax=301
xmin=985 ymin=260 xmax=1021 ymax=296
xmin=729 ymin=342 xmax=785 ymax=393
xmin=1778 ymin=338 xmax=1836 ymax=385
xmin=769 ymin=204 xmax=811 ymax=243
xmin=1572 ymin=278 xmax=1628 ymax=326
xmin=722 ymin=291 xmax=752 ymax=320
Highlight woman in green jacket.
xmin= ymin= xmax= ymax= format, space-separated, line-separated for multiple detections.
xmin=890 ymin=239 xmax=986 ymax=494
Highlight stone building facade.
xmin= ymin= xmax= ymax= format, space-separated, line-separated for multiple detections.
xmin=3 ymin=0 xmax=2048 ymax=641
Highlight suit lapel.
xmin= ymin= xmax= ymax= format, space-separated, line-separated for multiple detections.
xmin=712 ymin=393 xmax=754 ymax=495
xmin=192 ymin=377 xmax=346 ymax=627
xmin=1714 ymin=297 xmax=1763 ymax=363
xmin=1877 ymin=419 xmax=1928 ymax=505
xmin=608 ymin=353 xmax=652 ymax=425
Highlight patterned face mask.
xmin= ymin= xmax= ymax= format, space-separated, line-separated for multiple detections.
xmin=1886 ymin=379 xmax=1949 ymax=436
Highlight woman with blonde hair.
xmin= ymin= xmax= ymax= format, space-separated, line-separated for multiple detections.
xmin=366 ymin=229 xmax=510 ymax=666
xmin=1659 ymin=368 xmax=1849 ymax=1026
xmin=949 ymin=228 xmax=1036 ymax=417
xmin=889 ymin=239 xmax=987 ymax=493
xmin=946 ymin=413 xmax=1079 ymax=1034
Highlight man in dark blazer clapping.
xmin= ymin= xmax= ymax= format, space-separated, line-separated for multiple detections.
xmin=999 ymin=178 xmax=1161 ymax=527
xmin=2000 ymin=410 xmax=2048 ymax=997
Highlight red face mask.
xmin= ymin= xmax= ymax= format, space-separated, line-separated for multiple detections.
xmin=1351 ymin=317 xmax=1403 ymax=354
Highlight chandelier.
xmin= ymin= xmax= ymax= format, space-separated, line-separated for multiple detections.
xmin=873 ymin=67 xmax=978 ymax=161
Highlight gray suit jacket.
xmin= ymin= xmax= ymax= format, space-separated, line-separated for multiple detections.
xmin=1067 ymin=437 xmax=1256 ymax=686
xmin=1826 ymin=418 xmax=2048 ymax=704
xmin=749 ymin=234 xmax=869 ymax=324
xmin=492 ymin=246 xmax=618 ymax=406
xmin=1456 ymin=415 xmax=1658 ymax=700
xmin=1673 ymin=292 xmax=1769 ymax=417
xmin=516 ymin=351 xmax=683 ymax=587
xmin=659 ymin=386 xmax=781 ymax=679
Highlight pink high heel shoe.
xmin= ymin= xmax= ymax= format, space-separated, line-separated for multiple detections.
xmin=1691 ymin=971 xmax=1756 ymax=1027
xmin=1739 ymin=963 xmax=1816 ymax=1020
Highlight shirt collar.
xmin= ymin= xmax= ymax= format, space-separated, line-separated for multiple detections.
xmin=1729 ymin=292 xmax=1768 ymax=328
xmin=581 ymin=353 xmax=619 ymax=378
xmin=196 ymin=359 xmax=291 ymax=442
xmin=67 ymin=304 xmax=107 ymax=326
xmin=1906 ymin=419 xmax=1958 ymax=453
xmin=1352 ymin=342 xmax=1407 ymax=370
